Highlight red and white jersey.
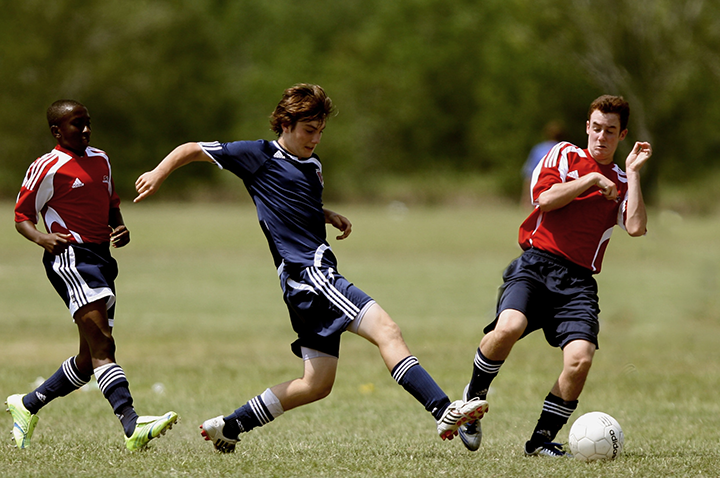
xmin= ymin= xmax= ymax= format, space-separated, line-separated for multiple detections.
xmin=15 ymin=145 xmax=120 ymax=244
xmin=519 ymin=141 xmax=629 ymax=273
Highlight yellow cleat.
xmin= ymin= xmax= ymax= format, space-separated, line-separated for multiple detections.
xmin=125 ymin=411 xmax=178 ymax=451
xmin=6 ymin=394 xmax=39 ymax=449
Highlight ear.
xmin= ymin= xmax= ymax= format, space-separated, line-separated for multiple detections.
xmin=619 ymin=129 xmax=628 ymax=141
xmin=50 ymin=125 xmax=61 ymax=139
xmin=585 ymin=120 xmax=590 ymax=135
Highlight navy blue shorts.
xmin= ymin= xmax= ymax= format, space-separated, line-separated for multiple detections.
xmin=484 ymin=248 xmax=600 ymax=349
xmin=280 ymin=263 xmax=374 ymax=358
xmin=43 ymin=243 xmax=117 ymax=325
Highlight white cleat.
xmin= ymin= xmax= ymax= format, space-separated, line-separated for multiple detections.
xmin=458 ymin=385 xmax=486 ymax=451
xmin=437 ymin=397 xmax=488 ymax=441
xmin=200 ymin=415 xmax=238 ymax=453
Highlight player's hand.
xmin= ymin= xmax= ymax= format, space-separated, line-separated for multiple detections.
xmin=325 ymin=210 xmax=352 ymax=240
xmin=595 ymin=174 xmax=618 ymax=201
xmin=110 ymin=225 xmax=130 ymax=248
xmin=134 ymin=171 xmax=164 ymax=203
xmin=39 ymin=233 xmax=73 ymax=255
xmin=625 ymin=141 xmax=652 ymax=174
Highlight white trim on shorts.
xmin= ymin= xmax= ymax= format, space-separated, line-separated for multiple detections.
xmin=52 ymin=247 xmax=116 ymax=325
xmin=300 ymin=300 xmax=376 ymax=361
xmin=346 ymin=300 xmax=376 ymax=334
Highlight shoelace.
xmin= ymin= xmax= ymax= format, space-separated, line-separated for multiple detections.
xmin=541 ymin=442 xmax=567 ymax=456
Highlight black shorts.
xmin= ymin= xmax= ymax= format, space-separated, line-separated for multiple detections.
xmin=43 ymin=243 xmax=117 ymax=325
xmin=280 ymin=263 xmax=375 ymax=358
xmin=485 ymin=248 xmax=600 ymax=349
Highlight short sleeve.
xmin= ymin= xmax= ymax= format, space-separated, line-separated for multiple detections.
xmin=529 ymin=142 xmax=584 ymax=205
xmin=199 ymin=140 xmax=269 ymax=180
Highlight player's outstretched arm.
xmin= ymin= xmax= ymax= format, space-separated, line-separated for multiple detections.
xmin=324 ymin=208 xmax=352 ymax=240
xmin=624 ymin=142 xmax=652 ymax=237
xmin=134 ymin=143 xmax=212 ymax=203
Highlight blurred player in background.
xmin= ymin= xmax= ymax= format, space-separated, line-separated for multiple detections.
xmin=7 ymin=100 xmax=178 ymax=451
xmin=134 ymin=83 xmax=486 ymax=452
xmin=520 ymin=120 xmax=565 ymax=207
xmin=460 ymin=95 xmax=652 ymax=456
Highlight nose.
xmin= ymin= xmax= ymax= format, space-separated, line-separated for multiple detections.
xmin=311 ymin=133 xmax=322 ymax=144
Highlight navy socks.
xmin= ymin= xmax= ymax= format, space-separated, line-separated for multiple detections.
xmin=392 ymin=355 xmax=451 ymax=421
xmin=467 ymin=347 xmax=503 ymax=400
xmin=22 ymin=357 xmax=91 ymax=414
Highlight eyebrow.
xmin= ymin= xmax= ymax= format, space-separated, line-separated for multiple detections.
xmin=304 ymin=123 xmax=325 ymax=132
xmin=591 ymin=120 xmax=617 ymax=130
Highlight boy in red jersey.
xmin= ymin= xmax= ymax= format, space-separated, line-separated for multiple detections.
xmin=458 ymin=95 xmax=652 ymax=456
xmin=6 ymin=100 xmax=177 ymax=451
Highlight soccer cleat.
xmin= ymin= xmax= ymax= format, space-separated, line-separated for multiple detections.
xmin=200 ymin=415 xmax=239 ymax=453
xmin=125 ymin=411 xmax=178 ymax=451
xmin=524 ymin=440 xmax=572 ymax=458
xmin=437 ymin=397 xmax=488 ymax=441
xmin=5 ymin=394 xmax=39 ymax=449
xmin=458 ymin=385 xmax=484 ymax=451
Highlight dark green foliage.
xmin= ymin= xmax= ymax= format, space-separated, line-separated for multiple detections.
xmin=1 ymin=0 xmax=718 ymax=204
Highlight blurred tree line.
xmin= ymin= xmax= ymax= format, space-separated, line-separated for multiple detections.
xmin=1 ymin=0 xmax=718 ymax=205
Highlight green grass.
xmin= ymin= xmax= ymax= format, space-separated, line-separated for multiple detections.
xmin=1 ymin=201 xmax=719 ymax=477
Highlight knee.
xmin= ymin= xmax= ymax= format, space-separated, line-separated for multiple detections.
xmin=492 ymin=313 xmax=526 ymax=343
xmin=381 ymin=319 xmax=404 ymax=343
xmin=566 ymin=352 xmax=594 ymax=378
xmin=74 ymin=355 xmax=94 ymax=376
xmin=364 ymin=312 xmax=405 ymax=347
xmin=314 ymin=383 xmax=333 ymax=401
xmin=90 ymin=334 xmax=116 ymax=359
xmin=306 ymin=379 xmax=334 ymax=402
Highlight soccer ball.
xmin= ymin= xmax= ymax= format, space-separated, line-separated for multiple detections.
xmin=568 ymin=412 xmax=624 ymax=462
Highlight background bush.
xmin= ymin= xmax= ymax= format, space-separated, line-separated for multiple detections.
xmin=1 ymin=0 xmax=719 ymax=208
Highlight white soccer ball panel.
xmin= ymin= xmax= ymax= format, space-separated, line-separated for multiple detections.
xmin=568 ymin=411 xmax=624 ymax=462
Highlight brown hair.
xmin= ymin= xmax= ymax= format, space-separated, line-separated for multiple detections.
xmin=588 ymin=95 xmax=630 ymax=131
xmin=270 ymin=84 xmax=335 ymax=136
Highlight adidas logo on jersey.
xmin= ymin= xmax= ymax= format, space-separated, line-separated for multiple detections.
xmin=72 ymin=178 xmax=85 ymax=188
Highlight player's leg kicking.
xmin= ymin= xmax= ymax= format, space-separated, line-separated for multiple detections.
xmin=199 ymin=268 xmax=485 ymax=452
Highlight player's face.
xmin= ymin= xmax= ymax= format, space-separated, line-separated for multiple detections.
xmin=52 ymin=105 xmax=91 ymax=156
xmin=586 ymin=110 xmax=627 ymax=164
xmin=279 ymin=119 xmax=325 ymax=159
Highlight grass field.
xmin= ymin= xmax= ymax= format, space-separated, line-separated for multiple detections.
xmin=1 ymin=201 xmax=718 ymax=477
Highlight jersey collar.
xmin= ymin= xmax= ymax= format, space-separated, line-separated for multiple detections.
xmin=272 ymin=141 xmax=322 ymax=169
xmin=55 ymin=144 xmax=89 ymax=158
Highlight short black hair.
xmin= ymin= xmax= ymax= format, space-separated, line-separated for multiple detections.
xmin=47 ymin=100 xmax=86 ymax=128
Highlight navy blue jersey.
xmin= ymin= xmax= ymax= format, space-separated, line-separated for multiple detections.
xmin=199 ymin=140 xmax=331 ymax=269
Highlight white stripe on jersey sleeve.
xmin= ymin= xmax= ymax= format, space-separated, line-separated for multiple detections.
xmin=197 ymin=142 xmax=224 ymax=168
xmin=33 ymin=155 xmax=73 ymax=224
xmin=24 ymin=152 xmax=58 ymax=191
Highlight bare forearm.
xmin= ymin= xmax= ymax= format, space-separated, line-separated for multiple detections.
xmin=537 ymin=174 xmax=599 ymax=211
xmin=135 ymin=142 xmax=211 ymax=202
xmin=109 ymin=207 xmax=125 ymax=229
xmin=16 ymin=220 xmax=71 ymax=254
xmin=15 ymin=220 xmax=43 ymax=244
xmin=624 ymin=171 xmax=647 ymax=236
xmin=153 ymin=143 xmax=210 ymax=178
